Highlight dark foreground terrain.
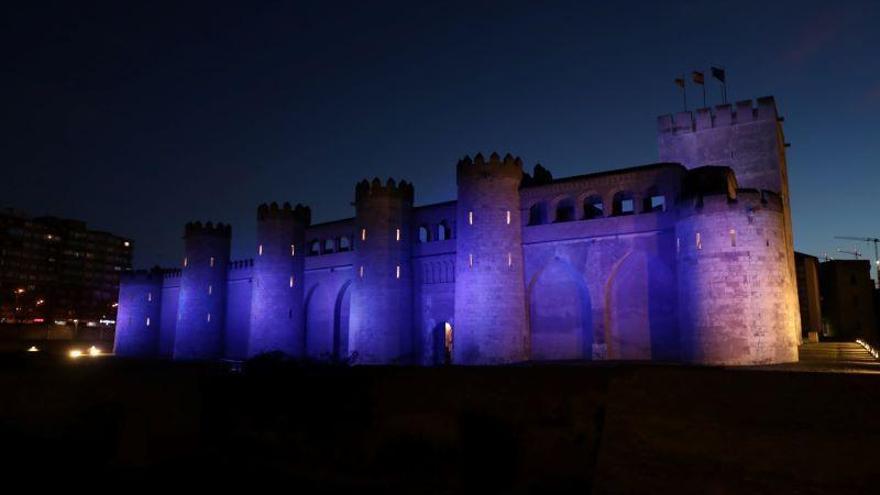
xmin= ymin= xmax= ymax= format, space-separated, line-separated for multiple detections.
xmin=0 ymin=344 xmax=877 ymax=494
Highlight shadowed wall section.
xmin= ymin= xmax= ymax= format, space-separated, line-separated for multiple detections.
xmin=528 ymin=260 xmax=592 ymax=360
xmin=605 ymin=251 xmax=677 ymax=360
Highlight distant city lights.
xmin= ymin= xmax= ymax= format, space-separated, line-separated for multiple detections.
xmin=69 ymin=349 xmax=83 ymax=358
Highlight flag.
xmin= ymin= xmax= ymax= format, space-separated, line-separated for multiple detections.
xmin=692 ymin=71 xmax=705 ymax=85
xmin=711 ymin=66 xmax=726 ymax=83
xmin=674 ymin=77 xmax=685 ymax=89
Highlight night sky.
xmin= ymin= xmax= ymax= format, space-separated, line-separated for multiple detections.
xmin=3 ymin=1 xmax=878 ymax=272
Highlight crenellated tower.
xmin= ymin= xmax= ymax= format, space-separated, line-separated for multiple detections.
xmin=674 ymin=167 xmax=798 ymax=364
xmin=114 ymin=268 xmax=163 ymax=357
xmin=453 ymin=152 xmax=529 ymax=364
xmin=248 ymin=202 xmax=311 ymax=357
xmin=657 ymin=96 xmax=800 ymax=342
xmin=348 ymin=178 xmax=415 ymax=364
xmin=173 ymin=221 xmax=231 ymax=360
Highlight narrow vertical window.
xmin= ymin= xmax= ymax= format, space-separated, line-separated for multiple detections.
xmin=289 ymin=275 xmax=294 ymax=288
xmin=208 ymin=285 xmax=213 ymax=295
xmin=146 ymin=317 xmax=151 ymax=327
xmin=396 ymin=265 xmax=401 ymax=279
xmin=508 ymin=252 xmax=512 ymax=267
xmin=210 ymin=256 xmax=215 ymax=267
xmin=696 ymin=232 xmax=702 ymax=250
xmin=395 ymin=228 xmax=401 ymax=241
xmin=290 ymin=244 xmax=295 ymax=256
xmin=207 ymin=313 xmax=211 ymax=323
xmin=468 ymin=253 xmax=474 ymax=268
xmin=361 ymin=228 xmax=367 ymax=241
xmin=258 ymin=244 xmax=263 ymax=256
xmin=183 ymin=257 xmax=188 ymax=267
xmin=147 ymin=292 xmax=152 ymax=302
xmin=468 ymin=211 xmax=473 ymax=225
xmin=676 ymin=237 xmax=680 ymax=254
xmin=729 ymin=229 xmax=736 ymax=247
xmin=359 ymin=265 xmax=364 ymax=278
xmin=506 ymin=210 xmax=511 ymax=225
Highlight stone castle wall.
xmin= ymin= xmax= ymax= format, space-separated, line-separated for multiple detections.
xmin=113 ymin=95 xmax=799 ymax=366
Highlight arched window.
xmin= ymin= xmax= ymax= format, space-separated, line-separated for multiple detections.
xmin=338 ymin=236 xmax=351 ymax=251
xmin=437 ymin=221 xmax=452 ymax=241
xmin=642 ymin=189 xmax=666 ymax=212
xmin=418 ymin=225 xmax=431 ymax=243
xmin=612 ymin=191 xmax=636 ymax=216
xmin=324 ymin=238 xmax=336 ymax=253
xmin=583 ymin=196 xmax=604 ymax=219
xmin=309 ymin=240 xmax=321 ymax=256
xmin=554 ymin=198 xmax=575 ymax=223
xmin=528 ymin=203 xmax=546 ymax=226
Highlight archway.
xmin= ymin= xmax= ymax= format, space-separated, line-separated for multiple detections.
xmin=432 ymin=321 xmax=454 ymax=365
xmin=333 ymin=281 xmax=352 ymax=360
xmin=605 ymin=251 xmax=677 ymax=360
xmin=528 ymin=259 xmax=592 ymax=360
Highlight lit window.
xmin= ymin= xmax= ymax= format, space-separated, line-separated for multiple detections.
xmin=696 ymin=232 xmax=702 ymax=250
xmin=506 ymin=210 xmax=511 ymax=225
xmin=508 ymin=252 xmax=512 ymax=267
xmin=289 ymin=275 xmax=295 ymax=288
xmin=729 ymin=229 xmax=736 ymax=247
xmin=468 ymin=211 xmax=473 ymax=225
xmin=146 ymin=317 xmax=151 ymax=327
xmin=395 ymin=228 xmax=401 ymax=241
xmin=396 ymin=265 xmax=401 ymax=279
xmin=359 ymin=265 xmax=364 ymax=278
xmin=290 ymin=244 xmax=295 ymax=256
xmin=208 ymin=285 xmax=213 ymax=295
xmin=210 ymin=256 xmax=215 ymax=267
xmin=258 ymin=244 xmax=263 ymax=256
xmin=147 ymin=292 xmax=152 ymax=302
xmin=207 ymin=313 xmax=211 ymax=323
xmin=468 ymin=253 xmax=474 ymax=268
xmin=183 ymin=257 xmax=188 ymax=267
xmin=361 ymin=228 xmax=367 ymax=241
xmin=676 ymin=237 xmax=680 ymax=254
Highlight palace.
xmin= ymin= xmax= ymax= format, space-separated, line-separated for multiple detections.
xmin=115 ymin=96 xmax=800 ymax=365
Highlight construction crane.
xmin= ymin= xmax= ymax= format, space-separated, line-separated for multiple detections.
xmin=835 ymin=236 xmax=880 ymax=287
xmin=836 ymin=248 xmax=862 ymax=259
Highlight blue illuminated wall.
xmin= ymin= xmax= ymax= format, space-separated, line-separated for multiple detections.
xmin=114 ymin=96 xmax=800 ymax=366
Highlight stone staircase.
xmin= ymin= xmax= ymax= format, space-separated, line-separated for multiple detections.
xmin=794 ymin=341 xmax=880 ymax=373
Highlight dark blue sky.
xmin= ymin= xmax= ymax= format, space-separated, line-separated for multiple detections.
xmin=3 ymin=1 xmax=878 ymax=271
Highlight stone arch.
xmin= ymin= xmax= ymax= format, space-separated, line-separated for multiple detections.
xmin=604 ymin=251 xmax=677 ymax=360
xmin=527 ymin=259 xmax=593 ymax=360
xmin=305 ymin=283 xmax=333 ymax=358
xmin=527 ymin=201 xmax=547 ymax=226
xmin=333 ymin=280 xmax=352 ymax=360
xmin=611 ymin=190 xmax=636 ymax=216
xmin=551 ymin=195 xmax=576 ymax=223
xmin=577 ymin=190 xmax=605 ymax=220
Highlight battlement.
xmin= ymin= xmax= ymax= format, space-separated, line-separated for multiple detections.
xmin=456 ymin=152 xmax=524 ymax=181
xmin=184 ymin=221 xmax=232 ymax=238
xmin=163 ymin=269 xmax=182 ymax=279
xmin=657 ymin=96 xmax=779 ymax=134
xmin=355 ymin=177 xmax=414 ymax=203
xmin=257 ymin=202 xmax=311 ymax=224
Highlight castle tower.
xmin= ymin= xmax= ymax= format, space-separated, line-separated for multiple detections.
xmin=453 ymin=152 xmax=529 ymax=364
xmin=114 ymin=268 xmax=163 ymax=357
xmin=173 ymin=221 xmax=231 ymax=360
xmin=348 ymin=178 xmax=415 ymax=364
xmin=247 ymin=202 xmax=310 ymax=357
xmin=674 ymin=168 xmax=799 ymax=365
xmin=657 ymin=96 xmax=800 ymax=341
